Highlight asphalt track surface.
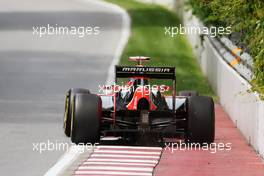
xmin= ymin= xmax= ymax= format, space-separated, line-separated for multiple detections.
xmin=0 ymin=0 xmax=124 ymax=175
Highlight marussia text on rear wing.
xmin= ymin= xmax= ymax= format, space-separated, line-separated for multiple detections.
xmin=115 ymin=66 xmax=176 ymax=79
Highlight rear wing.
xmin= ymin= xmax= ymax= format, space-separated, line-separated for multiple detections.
xmin=115 ymin=66 xmax=175 ymax=80
xmin=115 ymin=65 xmax=177 ymax=112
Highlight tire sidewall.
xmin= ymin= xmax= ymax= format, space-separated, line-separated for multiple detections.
xmin=63 ymin=88 xmax=90 ymax=137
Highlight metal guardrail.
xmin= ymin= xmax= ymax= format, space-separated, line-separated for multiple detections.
xmin=219 ymin=37 xmax=254 ymax=70
xmin=207 ymin=36 xmax=253 ymax=82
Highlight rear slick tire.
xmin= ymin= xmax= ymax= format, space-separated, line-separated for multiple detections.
xmin=186 ymin=96 xmax=215 ymax=144
xmin=63 ymin=88 xmax=90 ymax=137
xmin=71 ymin=94 xmax=101 ymax=144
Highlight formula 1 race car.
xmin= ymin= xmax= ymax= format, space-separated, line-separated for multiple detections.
xmin=63 ymin=57 xmax=215 ymax=145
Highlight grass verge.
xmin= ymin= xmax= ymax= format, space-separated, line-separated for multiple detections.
xmin=106 ymin=0 xmax=216 ymax=99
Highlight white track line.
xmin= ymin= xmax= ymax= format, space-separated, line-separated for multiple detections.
xmin=77 ymin=166 xmax=153 ymax=172
xmin=105 ymin=3 xmax=131 ymax=85
xmin=74 ymin=170 xmax=152 ymax=176
xmin=87 ymin=158 xmax=158 ymax=164
xmin=44 ymin=146 xmax=90 ymax=176
xmin=93 ymin=149 xmax=161 ymax=155
xmin=82 ymin=161 xmax=156 ymax=166
xmin=91 ymin=154 xmax=160 ymax=159
xmin=44 ymin=0 xmax=131 ymax=174
xmin=96 ymin=145 xmax=162 ymax=150
xmin=78 ymin=0 xmax=131 ymax=86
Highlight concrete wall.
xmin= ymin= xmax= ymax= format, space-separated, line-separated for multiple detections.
xmin=137 ymin=0 xmax=264 ymax=158
xmin=203 ymin=37 xmax=264 ymax=157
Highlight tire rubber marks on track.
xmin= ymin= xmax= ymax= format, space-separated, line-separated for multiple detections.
xmin=74 ymin=145 xmax=162 ymax=176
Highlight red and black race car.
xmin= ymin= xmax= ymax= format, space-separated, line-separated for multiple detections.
xmin=63 ymin=57 xmax=215 ymax=145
